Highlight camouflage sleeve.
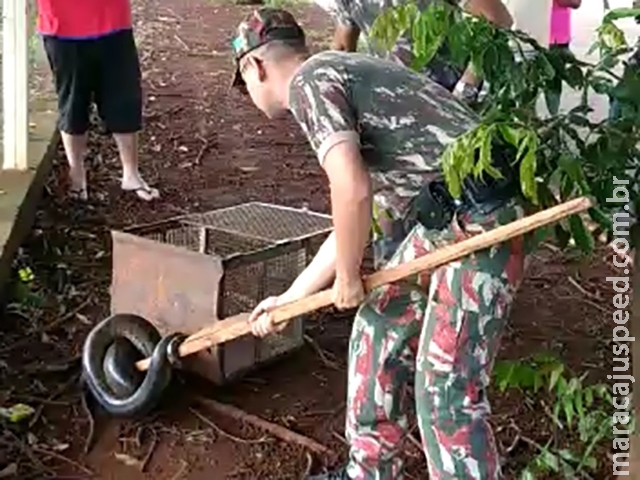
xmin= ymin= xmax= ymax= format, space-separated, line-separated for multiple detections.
xmin=289 ymin=65 xmax=359 ymax=165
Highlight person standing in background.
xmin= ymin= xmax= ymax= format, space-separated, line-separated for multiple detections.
xmin=545 ymin=0 xmax=582 ymax=115
xmin=36 ymin=0 xmax=160 ymax=201
xmin=313 ymin=0 xmax=513 ymax=104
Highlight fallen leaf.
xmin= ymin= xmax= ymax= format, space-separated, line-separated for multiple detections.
xmin=0 ymin=463 xmax=17 ymax=478
xmin=76 ymin=313 xmax=91 ymax=325
xmin=114 ymin=453 xmax=142 ymax=469
xmin=27 ymin=432 xmax=38 ymax=445
xmin=51 ymin=442 xmax=70 ymax=452
xmin=0 ymin=403 xmax=35 ymax=422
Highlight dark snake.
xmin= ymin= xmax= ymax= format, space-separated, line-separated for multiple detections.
xmin=81 ymin=313 xmax=186 ymax=417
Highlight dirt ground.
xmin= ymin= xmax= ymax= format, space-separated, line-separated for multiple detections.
xmin=0 ymin=0 xmax=621 ymax=479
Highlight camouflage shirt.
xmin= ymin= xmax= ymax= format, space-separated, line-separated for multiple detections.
xmin=317 ymin=0 xmax=463 ymax=89
xmin=288 ymin=50 xmax=478 ymax=216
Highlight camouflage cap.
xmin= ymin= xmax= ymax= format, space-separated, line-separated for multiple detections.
xmin=230 ymin=7 xmax=306 ymax=89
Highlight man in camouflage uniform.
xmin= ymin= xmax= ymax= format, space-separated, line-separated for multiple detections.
xmin=313 ymin=0 xmax=513 ymax=101
xmin=232 ymin=8 xmax=532 ymax=479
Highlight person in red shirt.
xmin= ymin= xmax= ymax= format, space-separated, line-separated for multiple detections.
xmin=37 ymin=0 xmax=159 ymax=201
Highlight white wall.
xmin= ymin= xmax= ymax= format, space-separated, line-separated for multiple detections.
xmin=503 ymin=0 xmax=554 ymax=47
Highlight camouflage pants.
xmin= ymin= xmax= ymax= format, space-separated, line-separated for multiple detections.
xmin=345 ymin=197 xmax=531 ymax=480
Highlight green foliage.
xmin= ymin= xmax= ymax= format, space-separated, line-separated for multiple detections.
xmin=9 ymin=263 xmax=45 ymax=311
xmin=371 ymin=2 xmax=640 ymax=252
xmin=0 ymin=403 xmax=35 ymax=423
xmin=493 ymin=354 xmax=628 ymax=478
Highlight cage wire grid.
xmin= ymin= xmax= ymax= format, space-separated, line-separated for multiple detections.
xmin=126 ymin=202 xmax=333 ymax=365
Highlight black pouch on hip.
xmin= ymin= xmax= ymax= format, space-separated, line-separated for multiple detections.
xmin=410 ymin=181 xmax=457 ymax=231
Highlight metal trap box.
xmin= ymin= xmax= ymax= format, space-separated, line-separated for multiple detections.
xmin=109 ymin=202 xmax=333 ymax=385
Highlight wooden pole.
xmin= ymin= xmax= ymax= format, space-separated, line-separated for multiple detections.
xmin=135 ymin=196 xmax=593 ymax=371
xmin=3 ymin=0 xmax=29 ymax=171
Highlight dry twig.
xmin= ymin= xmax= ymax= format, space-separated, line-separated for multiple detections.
xmin=303 ymin=334 xmax=340 ymax=370
xmin=29 ymin=373 xmax=80 ymax=429
xmin=80 ymin=389 xmax=96 ymax=455
xmin=194 ymin=137 xmax=210 ymax=165
xmin=170 ymin=460 xmax=188 ymax=480
xmin=567 ymin=276 xmax=600 ymax=300
xmin=189 ymin=407 xmax=268 ymax=444
xmin=32 ymin=445 xmax=94 ymax=475
xmin=140 ymin=427 xmax=158 ymax=472
xmin=193 ymin=396 xmax=337 ymax=459
xmin=44 ymin=297 xmax=92 ymax=333
xmin=301 ymin=452 xmax=313 ymax=479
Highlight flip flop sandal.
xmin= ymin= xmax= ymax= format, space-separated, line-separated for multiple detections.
xmin=123 ymin=184 xmax=160 ymax=201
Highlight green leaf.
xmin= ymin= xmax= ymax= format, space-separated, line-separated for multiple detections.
xmin=519 ymin=469 xmax=536 ymax=480
xmin=0 ymin=403 xmax=35 ymax=423
xmin=519 ymin=144 xmax=538 ymax=203
xmin=498 ymin=124 xmax=521 ymax=147
xmin=539 ymin=449 xmax=560 ymax=472
xmin=590 ymin=75 xmax=614 ymax=95
xmin=512 ymin=364 xmax=538 ymax=391
xmin=558 ymin=154 xmax=589 ymax=193
xmin=568 ymin=214 xmax=595 ymax=255
xmin=588 ymin=206 xmax=613 ymax=232
xmin=582 ymin=455 xmax=597 ymax=470
xmin=566 ymin=377 xmax=580 ymax=396
xmin=558 ymin=449 xmax=579 ymax=463
xmin=493 ymin=361 xmax=517 ymax=392
xmin=568 ymin=113 xmax=591 ymax=128
xmin=441 ymin=146 xmax=462 ymax=199
xmin=584 ymin=387 xmax=594 ymax=407
xmin=563 ymin=395 xmax=575 ymax=427
xmin=554 ymin=224 xmax=571 ymax=249
xmin=575 ymin=390 xmax=585 ymax=419
xmin=564 ymin=64 xmax=584 ymax=88
xmin=603 ymin=7 xmax=640 ymax=23
xmin=533 ymin=371 xmax=544 ymax=393
xmin=560 ymin=174 xmax=575 ymax=201
xmin=549 ymin=363 xmax=564 ymax=392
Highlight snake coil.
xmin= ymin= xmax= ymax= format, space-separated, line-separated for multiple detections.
xmin=81 ymin=313 xmax=187 ymax=417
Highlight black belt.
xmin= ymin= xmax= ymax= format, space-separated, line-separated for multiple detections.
xmin=412 ymin=143 xmax=520 ymax=230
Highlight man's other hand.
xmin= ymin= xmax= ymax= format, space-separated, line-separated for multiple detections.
xmin=332 ymin=273 xmax=365 ymax=310
xmin=248 ymin=296 xmax=288 ymax=337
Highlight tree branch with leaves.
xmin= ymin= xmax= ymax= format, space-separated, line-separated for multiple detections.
xmin=371 ymin=2 xmax=640 ymax=254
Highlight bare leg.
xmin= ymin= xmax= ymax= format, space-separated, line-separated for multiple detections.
xmin=113 ymin=132 xmax=159 ymax=201
xmin=61 ymin=131 xmax=89 ymax=200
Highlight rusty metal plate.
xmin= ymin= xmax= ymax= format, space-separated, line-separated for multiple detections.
xmin=109 ymin=230 xmax=230 ymax=384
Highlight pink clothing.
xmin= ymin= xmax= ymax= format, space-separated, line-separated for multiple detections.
xmin=37 ymin=0 xmax=132 ymax=39
xmin=549 ymin=2 xmax=572 ymax=45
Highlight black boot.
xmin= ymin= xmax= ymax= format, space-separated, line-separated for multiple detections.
xmin=307 ymin=467 xmax=349 ymax=480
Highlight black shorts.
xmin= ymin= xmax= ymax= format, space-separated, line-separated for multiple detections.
xmin=43 ymin=29 xmax=143 ymax=135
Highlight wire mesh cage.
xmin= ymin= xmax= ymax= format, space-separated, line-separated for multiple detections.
xmin=109 ymin=202 xmax=333 ymax=384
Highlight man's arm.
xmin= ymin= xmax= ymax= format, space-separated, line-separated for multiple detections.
xmin=463 ymin=0 xmax=513 ymax=29
xmin=556 ymin=0 xmax=581 ymax=8
xmin=332 ymin=23 xmax=361 ymax=52
xmin=322 ymin=140 xmax=372 ymax=285
xmin=276 ymin=140 xmax=371 ymax=306
xmin=287 ymin=66 xmax=370 ymax=301
xmin=281 ymin=232 xmax=337 ymax=301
